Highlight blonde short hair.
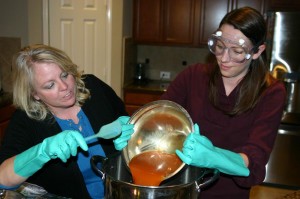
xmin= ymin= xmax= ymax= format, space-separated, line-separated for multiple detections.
xmin=12 ymin=44 xmax=90 ymax=120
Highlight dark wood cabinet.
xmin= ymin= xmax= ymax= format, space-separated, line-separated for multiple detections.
xmin=124 ymin=89 xmax=164 ymax=116
xmin=133 ymin=0 xmax=300 ymax=47
xmin=133 ymin=0 xmax=200 ymax=46
xmin=199 ymin=0 xmax=231 ymax=45
xmin=163 ymin=0 xmax=199 ymax=45
xmin=199 ymin=0 xmax=266 ymax=45
xmin=133 ymin=0 xmax=267 ymax=47
xmin=133 ymin=0 xmax=162 ymax=43
xmin=0 ymin=104 xmax=15 ymax=144
xmin=123 ymin=81 xmax=166 ymax=116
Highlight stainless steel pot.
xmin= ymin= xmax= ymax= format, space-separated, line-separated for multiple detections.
xmin=91 ymin=153 xmax=219 ymax=199
xmin=0 ymin=189 xmax=24 ymax=199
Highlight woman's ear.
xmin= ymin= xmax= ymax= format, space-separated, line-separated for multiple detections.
xmin=252 ymin=44 xmax=266 ymax=60
xmin=32 ymin=92 xmax=40 ymax=101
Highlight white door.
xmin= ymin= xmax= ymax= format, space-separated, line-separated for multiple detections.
xmin=48 ymin=0 xmax=108 ymax=82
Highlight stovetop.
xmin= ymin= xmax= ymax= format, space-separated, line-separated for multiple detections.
xmin=263 ymin=122 xmax=300 ymax=189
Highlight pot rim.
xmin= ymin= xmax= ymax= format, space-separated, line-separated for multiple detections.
xmin=91 ymin=154 xmax=219 ymax=190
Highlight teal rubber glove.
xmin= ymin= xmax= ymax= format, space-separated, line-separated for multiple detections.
xmin=113 ymin=117 xmax=134 ymax=151
xmin=97 ymin=116 xmax=133 ymax=139
xmin=14 ymin=130 xmax=88 ymax=178
xmin=176 ymin=124 xmax=249 ymax=176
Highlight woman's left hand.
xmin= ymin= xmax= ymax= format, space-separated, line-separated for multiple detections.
xmin=176 ymin=123 xmax=249 ymax=176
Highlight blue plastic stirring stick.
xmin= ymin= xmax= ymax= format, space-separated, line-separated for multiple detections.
xmin=84 ymin=134 xmax=98 ymax=142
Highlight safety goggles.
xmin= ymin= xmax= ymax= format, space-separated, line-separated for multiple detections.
xmin=207 ymin=31 xmax=253 ymax=63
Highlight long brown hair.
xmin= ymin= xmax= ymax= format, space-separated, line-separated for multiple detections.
xmin=209 ymin=7 xmax=276 ymax=115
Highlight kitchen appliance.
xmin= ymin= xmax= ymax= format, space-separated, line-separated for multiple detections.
xmin=264 ymin=124 xmax=300 ymax=189
xmin=134 ymin=63 xmax=148 ymax=84
xmin=267 ymin=11 xmax=300 ymax=125
xmin=263 ymin=11 xmax=300 ymax=189
xmin=91 ymin=153 xmax=219 ymax=199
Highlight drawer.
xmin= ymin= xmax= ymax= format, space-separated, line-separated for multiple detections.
xmin=0 ymin=104 xmax=15 ymax=144
xmin=124 ymin=92 xmax=162 ymax=105
xmin=0 ymin=104 xmax=15 ymax=122
xmin=125 ymin=105 xmax=141 ymax=116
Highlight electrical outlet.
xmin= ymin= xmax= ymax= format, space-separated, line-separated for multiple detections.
xmin=160 ymin=71 xmax=171 ymax=79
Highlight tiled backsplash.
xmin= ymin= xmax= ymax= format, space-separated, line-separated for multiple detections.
xmin=137 ymin=45 xmax=212 ymax=81
xmin=0 ymin=37 xmax=21 ymax=93
xmin=122 ymin=37 xmax=214 ymax=86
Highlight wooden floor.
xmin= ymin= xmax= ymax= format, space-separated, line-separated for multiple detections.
xmin=250 ymin=185 xmax=298 ymax=199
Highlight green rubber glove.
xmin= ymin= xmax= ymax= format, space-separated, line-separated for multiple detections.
xmin=14 ymin=130 xmax=88 ymax=178
xmin=97 ymin=116 xmax=133 ymax=139
xmin=176 ymin=124 xmax=249 ymax=176
xmin=113 ymin=117 xmax=134 ymax=151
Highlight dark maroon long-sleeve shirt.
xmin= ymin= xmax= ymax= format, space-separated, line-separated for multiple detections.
xmin=161 ymin=63 xmax=286 ymax=199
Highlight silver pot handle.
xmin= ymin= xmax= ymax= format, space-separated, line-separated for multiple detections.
xmin=195 ymin=169 xmax=220 ymax=192
xmin=0 ymin=189 xmax=5 ymax=199
xmin=90 ymin=155 xmax=107 ymax=180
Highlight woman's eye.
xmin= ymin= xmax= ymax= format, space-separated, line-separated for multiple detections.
xmin=61 ymin=72 xmax=69 ymax=79
xmin=45 ymin=82 xmax=54 ymax=89
xmin=232 ymin=47 xmax=245 ymax=55
xmin=216 ymin=44 xmax=224 ymax=50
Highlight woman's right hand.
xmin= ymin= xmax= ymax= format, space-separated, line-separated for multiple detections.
xmin=113 ymin=122 xmax=134 ymax=151
xmin=14 ymin=130 xmax=88 ymax=178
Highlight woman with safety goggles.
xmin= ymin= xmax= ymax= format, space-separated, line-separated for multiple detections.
xmin=160 ymin=6 xmax=286 ymax=199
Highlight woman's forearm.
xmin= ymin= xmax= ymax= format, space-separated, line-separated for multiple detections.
xmin=240 ymin=153 xmax=249 ymax=167
xmin=0 ymin=156 xmax=26 ymax=187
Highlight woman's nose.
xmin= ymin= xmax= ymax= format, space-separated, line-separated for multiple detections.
xmin=59 ymin=80 xmax=68 ymax=90
xmin=221 ymin=48 xmax=231 ymax=62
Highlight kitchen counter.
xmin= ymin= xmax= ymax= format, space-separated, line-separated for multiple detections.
xmin=250 ymin=185 xmax=300 ymax=199
xmin=124 ymin=79 xmax=170 ymax=92
xmin=123 ymin=80 xmax=169 ymax=115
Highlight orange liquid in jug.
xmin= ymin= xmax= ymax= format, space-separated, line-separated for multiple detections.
xmin=129 ymin=150 xmax=182 ymax=186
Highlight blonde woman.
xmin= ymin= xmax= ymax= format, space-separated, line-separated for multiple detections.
xmin=0 ymin=44 xmax=133 ymax=198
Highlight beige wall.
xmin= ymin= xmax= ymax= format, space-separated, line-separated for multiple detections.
xmin=0 ymin=0 xmax=27 ymax=93
xmin=110 ymin=0 xmax=124 ymax=96
xmin=0 ymin=0 xmax=43 ymax=46
xmin=0 ymin=0 xmax=28 ymax=46
xmin=123 ymin=0 xmax=133 ymax=37
xmin=28 ymin=0 xmax=43 ymax=45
